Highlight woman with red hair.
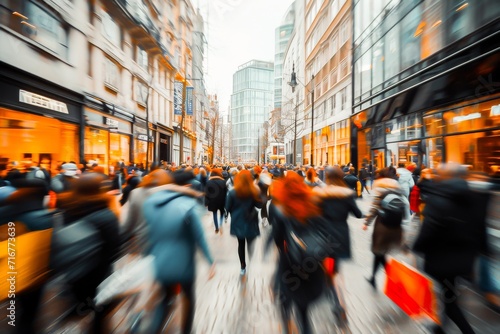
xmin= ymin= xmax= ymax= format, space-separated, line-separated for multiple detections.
xmin=268 ymin=171 xmax=330 ymax=334
xmin=225 ymin=170 xmax=263 ymax=275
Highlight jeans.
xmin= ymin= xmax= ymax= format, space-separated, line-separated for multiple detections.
xmin=212 ymin=209 xmax=224 ymax=229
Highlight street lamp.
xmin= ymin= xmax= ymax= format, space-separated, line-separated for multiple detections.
xmin=288 ymin=63 xmax=315 ymax=166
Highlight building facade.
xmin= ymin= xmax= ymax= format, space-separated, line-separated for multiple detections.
xmin=351 ymin=0 xmax=500 ymax=174
xmin=0 ymin=0 xmax=204 ymax=173
xmin=230 ymin=60 xmax=274 ymax=164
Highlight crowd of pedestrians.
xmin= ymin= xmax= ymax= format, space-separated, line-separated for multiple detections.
xmin=0 ymin=158 xmax=498 ymax=333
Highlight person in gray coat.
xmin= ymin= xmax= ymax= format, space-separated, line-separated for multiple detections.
xmin=143 ymin=170 xmax=215 ymax=334
xmin=225 ymin=169 xmax=263 ymax=275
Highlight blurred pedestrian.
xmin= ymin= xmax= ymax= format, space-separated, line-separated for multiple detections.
xmin=50 ymin=162 xmax=78 ymax=194
xmin=358 ymin=164 xmax=371 ymax=194
xmin=225 ymin=170 xmax=263 ymax=275
xmin=413 ymin=163 xmax=489 ymax=334
xmin=305 ymin=167 xmax=324 ymax=188
xmin=56 ymin=173 xmax=120 ymax=334
xmin=143 ymin=170 xmax=215 ymax=334
xmin=396 ymin=162 xmax=415 ymax=199
xmin=205 ymin=168 xmax=227 ymax=233
xmin=268 ymin=171 xmax=329 ymax=334
xmin=363 ymin=167 xmax=407 ymax=289
xmin=313 ymin=166 xmax=363 ymax=323
xmin=343 ymin=167 xmax=359 ymax=196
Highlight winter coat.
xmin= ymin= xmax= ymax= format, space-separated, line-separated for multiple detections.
xmin=313 ymin=185 xmax=363 ymax=259
xmin=267 ymin=203 xmax=327 ymax=308
xmin=205 ymin=176 xmax=227 ymax=212
xmin=343 ymin=174 xmax=359 ymax=192
xmin=413 ymin=178 xmax=489 ymax=280
xmin=225 ymin=189 xmax=262 ymax=239
xmin=358 ymin=168 xmax=369 ymax=181
xmin=143 ymin=186 xmax=214 ymax=285
xmin=396 ymin=168 xmax=415 ymax=198
xmin=365 ymin=178 xmax=406 ymax=255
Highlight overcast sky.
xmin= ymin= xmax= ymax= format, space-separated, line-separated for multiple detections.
xmin=197 ymin=0 xmax=295 ymax=114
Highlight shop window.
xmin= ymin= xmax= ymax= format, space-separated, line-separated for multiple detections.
xmin=444 ymin=107 xmax=490 ymax=134
xmin=0 ymin=108 xmax=78 ymax=175
xmin=84 ymin=127 xmax=108 ymax=168
xmin=424 ymin=137 xmax=444 ymax=169
xmin=109 ymin=133 xmax=130 ymax=166
xmin=424 ymin=112 xmax=444 ymax=136
xmin=386 ymin=141 xmax=421 ymax=167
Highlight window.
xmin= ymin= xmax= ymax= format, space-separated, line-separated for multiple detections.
xmin=340 ymin=20 xmax=349 ymax=45
xmin=137 ymin=46 xmax=148 ymax=70
xmin=330 ymin=68 xmax=338 ymax=87
xmin=330 ymin=33 xmax=338 ymax=55
xmin=384 ymin=25 xmax=400 ymax=84
xmin=361 ymin=50 xmax=372 ymax=95
xmin=0 ymin=1 xmax=68 ymax=58
xmin=341 ymin=88 xmax=347 ymax=111
xmin=372 ymin=39 xmax=384 ymax=88
xmin=340 ymin=60 xmax=348 ymax=78
xmin=401 ymin=5 xmax=423 ymax=70
xmin=104 ymin=58 xmax=120 ymax=91
xmin=135 ymin=80 xmax=148 ymax=105
xmin=101 ymin=10 xmax=121 ymax=46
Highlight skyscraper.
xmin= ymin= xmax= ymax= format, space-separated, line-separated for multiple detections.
xmin=230 ymin=60 xmax=274 ymax=163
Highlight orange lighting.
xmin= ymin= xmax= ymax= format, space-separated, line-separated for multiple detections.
xmin=414 ymin=21 xmax=425 ymax=38
xmin=431 ymin=20 xmax=442 ymax=29
xmin=12 ymin=11 xmax=28 ymax=20
xmin=456 ymin=3 xmax=468 ymax=12
xmin=21 ymin=21 xmax=36 ymax=30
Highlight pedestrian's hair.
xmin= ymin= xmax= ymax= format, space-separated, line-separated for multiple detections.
xmin=234 ymin=170 xmax=261 ymax=200
xmin=271 ymin=171 xmax=320 ymax=223
xmin=306 ymin=167 xmax=317 ymax=183
xmin=139 ymin=169 xmax=172 ymax=188
xmin=325 ymin=166 xmax=348 ymax=187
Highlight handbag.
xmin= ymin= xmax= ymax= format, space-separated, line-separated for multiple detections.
xmin=384 ymin=257 xmax=440 ymax=324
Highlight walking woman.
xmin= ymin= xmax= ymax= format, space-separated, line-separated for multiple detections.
xmin=268 ymin=171 xmax=329 ymax=334
xmin=313 ymin=166 xmax=363 ymax=322
xmin=225 ymin=169 xmax=263 ymax=275
xmin=362 ymin=167 xmax=407 ymax=289
xmin=205 ymin=168 xmax=227 ymax=233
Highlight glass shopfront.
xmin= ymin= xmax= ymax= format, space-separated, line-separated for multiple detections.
xmin=84 ymin=127 xmax=108 ymax=168
xmin=355 ymin=95 xmax=500 ymax=175
xmin=0 ymin=108 xmax=79 ymax=175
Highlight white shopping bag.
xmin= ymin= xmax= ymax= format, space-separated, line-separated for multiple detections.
xmin=94 ymin=254 xmax=156 ymax=306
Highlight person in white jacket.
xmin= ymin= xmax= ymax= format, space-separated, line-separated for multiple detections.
xmin=396 ymin=163 xmax=415 ymax=199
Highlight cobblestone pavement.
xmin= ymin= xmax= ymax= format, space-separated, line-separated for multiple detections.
xmin=1 ymin=191 xmax=499 ymax=334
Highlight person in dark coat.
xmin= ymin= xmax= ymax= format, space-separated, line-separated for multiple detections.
xmin=225 ymin=170 xmax=263 ymax=275
xmin=358 ymin=164 xmax=370 ymax=194
xmin=56 ymin=173 xmax=120 ymax=334
xmin=363 ymin=167 xmax=408 ymax=289
xmin=313 ymin=166 xmax=362 ymax=323
xmin=205 ymin=168 xmax=227 ymax=233
xmin=343 ymin=167 xmax=359 ymax=195
xmin=267 ymin=171 xmax=328 ymax=334
xmin=413 ymin=163 xmax=489 ymax=334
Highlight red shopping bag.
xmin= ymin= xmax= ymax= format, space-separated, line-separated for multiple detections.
xmin=384 ymin=257 xmax=440 ymax=324
xmin=323 ymin=258 xmax=335 ymax=275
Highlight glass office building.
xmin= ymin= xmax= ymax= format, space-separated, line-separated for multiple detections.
xmin=351 ymin=0 xmax=500 ymax=174
xmin=230 ymin=60 xmax=274 ymax=163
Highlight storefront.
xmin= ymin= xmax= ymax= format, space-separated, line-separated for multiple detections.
xmin=157 ymin=129 xmax=172 ymax=163
xmin=134 ymin=119 xmax=154 ymax=167
xmin=0 ymin=65 xmax=82 ymax=175
xmin=83 ymin=105 xmax=132 ymax=172
xmin=353 ymin=94 xmax=500 ymax=174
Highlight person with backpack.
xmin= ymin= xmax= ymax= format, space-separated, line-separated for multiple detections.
xmin=267 ymin=171 xmax=333 ymax=334
xmin=55 ymin=172 xmax=120 ymax=333
xmin=143 ymin=170 xmax=215 ymax=334
xmin=50 ymin=162 xmax=78 ymax=194
xmin=396 ymin=162 xmax=415 ymax=199
xmin=362 ymin=167 xmax=409 ymax=289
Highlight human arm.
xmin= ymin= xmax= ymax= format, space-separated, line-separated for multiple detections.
xmin=187 ymin=205 xmax=214 ymax=265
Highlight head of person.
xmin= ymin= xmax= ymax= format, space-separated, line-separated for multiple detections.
xmin=324 ymin=166 xmax=348 ymax=187
xmin=172 ymin=169 xmax=196 ymax=186
xmin=210 ymin=168 xmax=223 ymax=178
xmin=140 ymin=169 xmax=172 ymax=188
xmin=378 ymin=166 xmax=398 ymax=180
xmin=306 ymin=167 xmax=317 ymax=182
xmin=271 ymin=171 xmax=320 ymax=223
xmin=349 ymin=167 xmax=356 ymax=175
xmin=436 ymin=162 xmax=468 ymax=181
xmin=233 ymin=169 xmax=260 ymax=200
xmin=61 ymin=163 xmax=78 ymax=177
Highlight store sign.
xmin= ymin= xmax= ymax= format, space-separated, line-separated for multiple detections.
xmin=160 ymin=138 xmax=168 ymax=144
xmin=19 ymin=90 xmax=68 ymax=114
xmin=174 ymin=81 xmax=183 ymax=115
xmin=137 ymin=134 xmax=149 ymax=141
xmin=106 ymin=118 xmax=119 ymax=128
xmin=186 ymin=86 xmax=193 ymax=115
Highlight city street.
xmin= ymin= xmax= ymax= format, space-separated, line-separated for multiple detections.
xmin=2 ymin=191 xmax=498 ymax=334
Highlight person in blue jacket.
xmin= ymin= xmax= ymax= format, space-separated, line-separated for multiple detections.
xmin=143 ymin=170 xmax=215 ymax=334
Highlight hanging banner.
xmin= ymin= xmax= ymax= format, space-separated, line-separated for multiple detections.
xmin=186 ymin=86 xmax=194 ymax=115
xmin=174 ymin=81 xmax=183 ymax=115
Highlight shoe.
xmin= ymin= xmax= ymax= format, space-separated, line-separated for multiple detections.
xmin=224 ymin=216 xmax=228 ymax=224
xmin=240 ymin=268 xmax=246 ymax=276
xmin=215 ymin=229 xmax=219 ymax=234
xmin=366 ymin=277 xmax=376 ymax=289
xmin=333 ymin=306 xmax=348 ymax=326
